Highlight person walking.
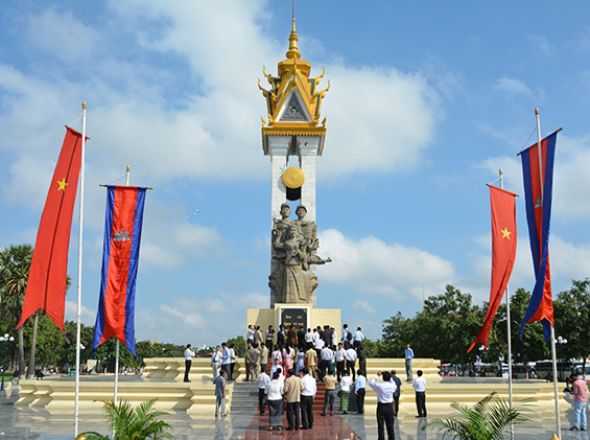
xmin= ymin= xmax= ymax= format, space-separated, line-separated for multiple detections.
xmin=335 ymin=343 xmax=347 ymax=382
xmin=339 ymin=370 xmax=352 ymax=414
xmin=358 ymin=346 xmax=367 ymax=374
xmin=413 ymin=369 xmax=427 ymax=418
xmin=569 ymin=373 xmax=588 ymax=431
xmin=355 ymin=369 xmax=366 ymax=414
xmin=229 ymin=344 xmax=237 ymax=381
xmin=284 ymin=368 xmax=304 ymax=430
xmin=322 ymin=370 xmax=337 ymax=416
xmin=183 ymin=344 xmax=195 ymax=383
xmin=300 ymin=368 xmax=316 ymax=429
xmin=266 ymin=370 xmax=285 ymax=431
xmin=319 ymin=345 xmax=334 ymax=380
xmin=404 ymin=344 xmax=414 ymax=382
xmin=369 ymin=371 xmax=397 ymax=440
xmin=345 ymin=343 xmax=357 ymax=382
xmin=221 ymin=343 xmax=232 ymax=381
xmin=213 ymin=370 xmax=227 ymax=417
xmin=391 ymin=370 xmax=402 ymax=416
xmin=341 ymin=323 xmax=352 ymax=343
xmin=258 ymin=367 xmax=270 ymax=416
xmin=305 ymin=345 xmax=318 ymax=379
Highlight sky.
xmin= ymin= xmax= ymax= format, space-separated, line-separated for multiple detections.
xmin=1 ymin=0 xmax=590 ymax=347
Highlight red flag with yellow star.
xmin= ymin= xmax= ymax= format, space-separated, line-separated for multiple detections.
xmin=468 ymin=185 xmax=517 ymax=352
xmin=17 ymin=127 xmax=84 ymax=331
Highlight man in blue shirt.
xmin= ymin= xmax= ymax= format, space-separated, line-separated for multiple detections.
xmin=354 ymin=369 xmax=366 ymax=414
xmin=404 ymin=344 xmax=414 ymax=382
xmin=391 ymin=370 xmax=402 ymax=416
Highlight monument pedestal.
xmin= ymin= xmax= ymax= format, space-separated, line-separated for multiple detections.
xmin=247 ymin=303 xmax=341 ymax=335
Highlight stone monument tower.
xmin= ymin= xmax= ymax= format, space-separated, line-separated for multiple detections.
xmin=247 ymin=16 xmax=340 ymax=333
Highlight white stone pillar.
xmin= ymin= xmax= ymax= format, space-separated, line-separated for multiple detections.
xmin=298 ymin=136 xmax=320 ymax=222
xmin=268 ymin=136 xmax=290 ymax=222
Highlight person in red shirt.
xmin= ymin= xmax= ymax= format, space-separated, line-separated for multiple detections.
xmin=569 ymin=373 xmax=588 ymax=431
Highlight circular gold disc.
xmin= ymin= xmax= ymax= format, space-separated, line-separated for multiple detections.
xmin=282 ymin=167 xmax=305 ymax=188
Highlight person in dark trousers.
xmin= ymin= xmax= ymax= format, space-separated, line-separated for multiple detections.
xmin=300 ymin=368 xmax=316 ymax=429
xmin=391 ymin=370 xmax=402 ymax=416
xmin=413 ymin=369 xmax=427 ymax=418
xmin=258 ymin=366 xmax=270 ymax=416
xmin=284 ymin=369 xmax=303 ymax=430
xmin=369 ymin=371 xmax=396 ymax=440
xmin=355 ymin=369 xmax=366 ymax=414
xmin=277 ymin=324 xmax=286 ymax=350
xmin=183 ymin=344 xmax=195 ymax=383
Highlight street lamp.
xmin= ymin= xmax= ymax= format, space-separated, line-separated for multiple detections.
xmin=555 ymin=336 xmax=568 ymax=381
xmin=0 ymin=333 xmax=15 ymax=391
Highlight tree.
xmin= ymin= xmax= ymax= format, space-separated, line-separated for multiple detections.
xmin=0 ymin=244 xmax=33 ymax=378
xmin=226 ymin=336 xmax=246 ymax=357
xmin=554 ymin=279 xmax=590 ymax=378
xmin=428 ymin=392 xmax=530 ymax=439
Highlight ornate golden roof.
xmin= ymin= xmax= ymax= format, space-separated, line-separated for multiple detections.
xmin=259 ymin=17 xmax=329 ymax=154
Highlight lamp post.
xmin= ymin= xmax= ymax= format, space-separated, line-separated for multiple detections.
xmin=0 ymin=333 xmax=15 ymax=391
xmin=555 ymin=336 xmax=568 ymax=381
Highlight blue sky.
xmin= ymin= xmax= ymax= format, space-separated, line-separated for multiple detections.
xmin=1 ymin=1 xmax=590 ymax=346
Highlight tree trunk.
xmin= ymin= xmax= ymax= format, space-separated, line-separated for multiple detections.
xmin=26 ymin=313 xmax=39 ymax=379
xmin=17 ymin=325 xmax=25 ymax=379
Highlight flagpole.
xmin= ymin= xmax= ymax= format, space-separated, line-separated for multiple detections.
xmin=74 ymin=101 xmax=87 ymax=438
xmin=535 ymin=107 xmax=561 ymax=438
xmin=499 ymin=168 xmax=515 ymax=440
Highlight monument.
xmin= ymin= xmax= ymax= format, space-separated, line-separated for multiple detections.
xmin=247 ymin=17 xmax=341 ymax=333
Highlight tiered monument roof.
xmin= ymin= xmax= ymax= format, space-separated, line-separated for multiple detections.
xmin=259 ymin=17 xmax=329 ymax=155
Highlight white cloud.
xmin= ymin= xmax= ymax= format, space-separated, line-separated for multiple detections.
xmin=137 ymin=291 xmax=267 ymax=344
xmin=317 ymin=229 xmax=455 ymax=301
xmin=65 ymin=300 xmax=95 ymax=325
xmin=495 ymin=77 xmax=532 ymax=96
xmin=353 ymin=299 xmax=376 ymax=315
xmin=527 ymin=34 xmax=556 ymax=55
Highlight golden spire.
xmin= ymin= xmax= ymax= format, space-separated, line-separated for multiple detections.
xmin=286 ymin=16 xmax=300 ymax=59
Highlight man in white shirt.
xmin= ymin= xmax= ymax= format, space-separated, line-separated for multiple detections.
xmin=183 ymin=344 xmax=195 ymax=383
xmin=341 ymin=324 xmax=352 ymax=343
xmin=304 ymin=328 xmax=314 ymax=345
xmin=221 ymin=343 xmax=232 ymax=381
xmin=353 ymin=327 xmax=365 ymax=349
xmin=300 ymin=368 xmax=317 ymax=429
xmin=319 ymin=345 xmax=334 ymax=380
xmin=211 ymin=345 xmax=221 ymax=379
xmin=413 ymin=369 xmax=427 ymax=418
xmin=247 ymin=325 xmax=255 ymax=344
xmin=345 ymin=345 xmax=358 ymax=381
xmin=311 ymin=328 xmax=320 ymax=345
xmin=258 ymin=368 xmax=270 ymax=416
xmin=355 ymin=370 xmax=366 ymax=415
xmin=369 ymin=371 xmax=397 ymax=440
xmin=335 ymin=343 xmax=347 ymax=382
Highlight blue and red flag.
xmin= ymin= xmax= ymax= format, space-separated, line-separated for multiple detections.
xmin=92 ymin=186 xmax=147 ymax=356
xmin=519 ymin=130 xmax=558 ymax=341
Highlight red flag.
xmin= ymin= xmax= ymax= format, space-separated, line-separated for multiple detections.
xmin=17 ymin=127 xmax=84 ymax=331
xmin=468 ymin=185 xmax=517 ymax=352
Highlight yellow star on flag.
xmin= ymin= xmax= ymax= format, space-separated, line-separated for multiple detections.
xmin=57 ymin=178 xmax=68 ymax=191
xmin=501 ymin=227 xmax=511 ymax=239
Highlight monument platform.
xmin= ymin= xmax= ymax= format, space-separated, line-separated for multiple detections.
xmin=247 ymin=303 xmax=340 ymax=334
xmin=16 ymin=356 xmax=569 ymax=420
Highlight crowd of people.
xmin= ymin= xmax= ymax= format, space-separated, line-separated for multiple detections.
xmin=235 ymin=323 xmax=428 ymax=438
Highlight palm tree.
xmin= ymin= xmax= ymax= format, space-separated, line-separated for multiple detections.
xmin=0 ymin=244 xmax=33 ymax=379
xmin=76 ymin=400 xmax=174 ymax=440
xmin=428 ymin=392 xmax=530 ymax=440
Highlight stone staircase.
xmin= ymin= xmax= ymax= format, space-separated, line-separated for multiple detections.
xmin=230 ymin=382 xmax=260 ymax=415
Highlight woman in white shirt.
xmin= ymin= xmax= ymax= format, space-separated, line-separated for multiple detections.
xmin=339 ymin=371 xmax=353 ymax=414
xmin=266 ymin=371 xmax=285 ymax=431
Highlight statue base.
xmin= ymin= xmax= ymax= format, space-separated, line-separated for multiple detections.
xmin=247 ymin=303 xmax=341 ymax=337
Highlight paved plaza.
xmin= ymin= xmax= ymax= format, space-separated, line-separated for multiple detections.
xmin=2 ymin=392 xmax=589 ymax=440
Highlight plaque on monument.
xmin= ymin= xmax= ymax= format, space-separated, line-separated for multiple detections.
xmin=280 ymin=308 xmax=307 ymax=329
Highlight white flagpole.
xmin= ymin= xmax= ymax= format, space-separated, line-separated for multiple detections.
xmin=535 ymin=107 xmax=561 ymax=438
xmin=113 ymin=165 xmax=131 ymax=407
xmin=74 ymin=100 xmax=87 ymax=438
xmin=499 ymin=168 xmax=514 ymax=440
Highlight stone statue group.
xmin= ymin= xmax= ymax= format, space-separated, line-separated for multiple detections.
xmin=269 ymin=204 xmax=332 ymax=305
